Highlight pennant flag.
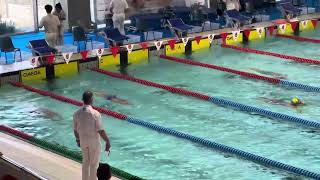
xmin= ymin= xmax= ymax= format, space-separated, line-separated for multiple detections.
xmin=243 ymin=29 xmax=251 ymax=39
xmin=46 ymin=54 xmax=55 ymax=65
xmin=256 ymin=27 xmax=264 ymax=38
xmin=95 ymin=48 xmax=104 ymax=60
xmin=140 ymin=42 xmax=149 ymax=50
xmin=154 ymin=41 xmax=163 ymax=51
xmin=232 ymin=30 xmax=240 ymax=41
xmin=126 ymin=44 xmax=134 ymax=54
xmin=220 ymin=33 xmax=228 ymax=44
xmin=80 ymin=51 xmax=88 ymax=61
xmin=29 ymin=56 xmax=39 ymax=68
xmin=290 ymin=21 xmax=298 ymax=31
xmin=208 ymin=34 xmax=215 ymax=44
xmin=301 ymin=20 xmax=308 ymax=29
xmin=268 ymin=26 xmax=275 ymax=35
xmin=311 ymin=19 xmax=318 ymax=28
xmin=62 ymin=52 xmax=73 ymax=64
xmin=195 ymin=36 xmax=202 ymax=45
xmin=168 ymin=39 xmax=176 ymax=50
xmin=279 ymin=24 xmax=286 ymax=33
xmin=110 ymin=46 xmax=119 ymax=57
xmin=182 ymin=37 xmax=190 ymax=47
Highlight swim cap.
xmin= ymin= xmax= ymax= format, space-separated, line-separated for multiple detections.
xmin=291 ymin=97 xmax=300 ymax=105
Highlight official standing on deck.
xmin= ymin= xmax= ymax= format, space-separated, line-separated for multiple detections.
xmin=74 ymin=91 xmax=111 ymax=180
xmin=39 ymin=5 xmax=60 ymax=47
xmin=110 ymin=0 xmax=129 ymax=35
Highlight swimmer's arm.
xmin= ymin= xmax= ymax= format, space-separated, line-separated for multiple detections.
xmin=95 ymin=92 xmax=109 ymax=96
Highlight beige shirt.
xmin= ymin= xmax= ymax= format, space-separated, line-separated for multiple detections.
xmin=110 ymin=0 xmax=128 ymax=14
xmin=39 ymin=14 xmax=60 ymax=33
xmin=73 ymin=105 xmax=104 ymax=147
xmin=53 ymin=10 xmax=66 ymax=22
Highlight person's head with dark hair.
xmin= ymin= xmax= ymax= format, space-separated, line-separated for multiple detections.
xmin=55 ymin=3 xmax=62 ymax=12
xmin=82 ymin=91 xmax=93 ymax=105
xmin=45 ymin=4 xmax=53 ymax=14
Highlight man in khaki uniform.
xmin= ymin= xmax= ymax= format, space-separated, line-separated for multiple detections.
xmin=74 ymin=91 xmax=111 ymax=180
xmin=39 ymin=5 xmax=60 ymax=47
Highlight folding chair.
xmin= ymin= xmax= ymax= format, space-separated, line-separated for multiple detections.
xmin=279 ymin=1 xmax=302 ymax=16
xmin=29 ymin=39 xmax=57 ymax=65
xmin=0 ymin=36 xmax=22 ymax=64
xmin=225 ymin=9 xmax=251 ymax=28
xmin=167 ymin=18 xmax=193 ymax=38
xmin=103 ymin=28 xmax=129 ymax=47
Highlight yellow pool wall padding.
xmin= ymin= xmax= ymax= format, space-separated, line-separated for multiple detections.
xmin=248 ymin=29 xmax=266 ymax=41
xmin=226 ymin=32 xmax=243 ymax=44
xmin=165 ymin=43 xmax=185 ymax=55
xmin=99 ymin=54 xmax=120 ymax=69
xmin=128 ymin=49 xmax=149 ymax=63
xmin=192 ymin=38 xmax=210 ymax=51
xmin=20 ymin=67 xmax=46 ymax=83
xmin=54 ymin=62 xmax=78 ymax=77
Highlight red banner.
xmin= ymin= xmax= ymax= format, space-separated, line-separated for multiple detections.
xmin=220 ymin=33 xmax=228 ymax=44
xmin=290 ymin=21 xmax=298 ymax=31
xmin=311 ymin=19 xmax=318 ymax=28
xmin=140 ymin=42 xmax=149 ymax=50
xmin=80 ymin=51 xmax=88 ymax=60
xmin=195 ymin=36 xmax=202 ymax=45
xmin=46 ymin=54 xmax=55 ymax=65
xmin=244 ymin=29 xmax=251 ymax=39
xmin=268 ymin=26 xmax=274 ymax=35
xmin=110 ymin=46 xmax=119 ymax=57
xmin=168 ymin=39 xmax=176 ymax=50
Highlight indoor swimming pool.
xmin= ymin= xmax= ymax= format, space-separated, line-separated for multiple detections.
xmin=1 ymin=29 xmax=320 ymax=179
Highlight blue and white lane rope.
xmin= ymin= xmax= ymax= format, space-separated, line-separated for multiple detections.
xmin=280 ymin=80 xmax=320 ymax=92
xmin=127 ymin=117 xmax=320 ymax=179
xmin=208 ymin=97 xmax=320 ymax=128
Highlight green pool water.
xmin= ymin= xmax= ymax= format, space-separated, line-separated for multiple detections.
xmin=1 ymin=29 xmax=320 ymax=179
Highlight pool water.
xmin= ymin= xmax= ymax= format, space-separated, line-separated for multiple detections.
xmin=1 ymin=29 xmax=320 ymax=179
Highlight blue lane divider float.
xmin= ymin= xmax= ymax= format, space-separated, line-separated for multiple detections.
xmin=208 ymin=97 xmax=320 ymax=128
xmin=280 ymin=80 xmax=320 ymax=92
xmin=126 ymin=117 xmax=320 ymax=179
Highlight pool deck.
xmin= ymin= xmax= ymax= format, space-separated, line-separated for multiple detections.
xmin=0 ymin=132 xmax=120 ymax=180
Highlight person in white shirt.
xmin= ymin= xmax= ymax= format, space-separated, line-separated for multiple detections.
xmin=110 ymin=0 xmax=129 ymax=35
xmin=39 ymin=5 xmax=60 ymax=47
xmin=74 ymin=91 xmax=111 ymax=180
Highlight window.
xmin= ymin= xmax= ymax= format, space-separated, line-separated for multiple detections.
xmin=0 ymin=0 xmax=35 ymax=33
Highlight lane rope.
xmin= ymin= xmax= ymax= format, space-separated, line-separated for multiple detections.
xmin=276 ymin=34 xmax=320 ymax=44
xmin=6 ymin=84 xmax=320 ymax=179
xmin=160 ymin=55 xmax=280 ymax=84
xmin=92 ymin=68 xmax=320 ymax=129
xmin=221 ymin=44 xmax=320 ymax=65
xmin=160 ymin=55 xmax=320 ymax=92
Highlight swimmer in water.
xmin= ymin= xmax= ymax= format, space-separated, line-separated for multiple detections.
xmin=258 ymin=97 xmax=305 ymax=112
xmin=250 ymin=68 xmax=287 ymax=79
xmin=95 ymin=91 xmax=130 ymax=105
xmin=28 ymin=108 xmax=63 ymax=120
